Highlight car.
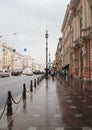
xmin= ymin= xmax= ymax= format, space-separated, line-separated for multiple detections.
xmin=22 ymin=69 xmax=27 ymax=75
xmin=26 ymin=70 xmax=33 ymax=76
xmin=11 ymin=69 xmax=22 ymax=76
xmin=33 ymin=70 xmax=44 ymax=75
xmin=0 ymin=70 xmax=10 ymax=77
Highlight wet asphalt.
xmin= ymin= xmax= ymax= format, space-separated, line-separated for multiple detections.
xmin=0 ymin=75 xmax=92 ymax=130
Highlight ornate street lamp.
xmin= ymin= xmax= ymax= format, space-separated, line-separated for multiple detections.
xmin=49 ymin=52 xmax=51 ymax=70
xmin=45 ymin=30 xmax=49 ymax=78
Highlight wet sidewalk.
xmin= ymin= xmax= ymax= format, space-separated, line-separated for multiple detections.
xmin=0 ymin=76 xmax=92 ymax=130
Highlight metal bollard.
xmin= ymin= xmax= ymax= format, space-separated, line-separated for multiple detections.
xmin=6 ymin=91 xmax=13 ymax=116
xmin=30 ymin=80 xmax=33 ymax=92
xmin=23 ymin=83 xmax=26 ymax=99
xmin=34 ymin=79 xmax=36 ymax=88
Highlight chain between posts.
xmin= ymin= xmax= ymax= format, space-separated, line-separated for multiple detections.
xmin=11 ymin=95 xmax=23 ymax=104
xmin=0 ymin=100 xmax=7 ymax=120
xmin=26 ymin=89 xmax=29 ymax=93
xmin=0 ymin=75 xmax=45 ymax=120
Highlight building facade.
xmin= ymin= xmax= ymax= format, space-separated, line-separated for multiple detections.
xmin=0 ymin=43 xmax=14 ymax=70
xmin=55 ymin=38 xmax=62 ymax=71
xmin=69 ymin=0 xmax=92 ymax=80
xmin=61 ymin=4 xmax=71 ymax=73
xmin=56 ymin=0 xmax=92 ymax=81
xmin=0 ymin=42 xmax=44 ymax=72
xmin=0 ymin=43 xmax=32 ymax=71
xmin=23 ymin=55 xmax=33 ymax=70
xmin=13 ymin=52 xmax=24 ymax=71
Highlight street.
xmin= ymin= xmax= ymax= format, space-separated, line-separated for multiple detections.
xmin=1 ymin=76 xmax=92 ymax=129
xmin=0 ymin=74 xmax=40 ymax=110
xmin=0 ymin=75 xmax=92 ymax=130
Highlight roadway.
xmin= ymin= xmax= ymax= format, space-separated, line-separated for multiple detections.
xmin=0 ymin=74 xmax=40 ymax=110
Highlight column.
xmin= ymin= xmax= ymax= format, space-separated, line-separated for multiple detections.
xmin=82 ymin=0 xmax=87 ymax=29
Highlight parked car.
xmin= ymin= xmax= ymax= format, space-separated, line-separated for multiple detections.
xmin=22 ymin=69 xmax=27 ymax=75
xmin=0 ymin=70 xmax=10 ymax=77
xmin=33 ymin=70 xmax=44 ymax=75
xmin=11 ymin=69 xmax=22 ymax=76
xmin=26 ymin=70 xmax=33 ymax=76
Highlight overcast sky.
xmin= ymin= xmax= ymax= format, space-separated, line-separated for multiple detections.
xmin=0 ymin=0 xmax=70 ymax=65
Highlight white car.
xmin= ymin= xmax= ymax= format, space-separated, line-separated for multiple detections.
xmin=22 ymin=69 xmax=27 ymax=75
xmin=26 ymin=70 xmax=33 ymax=76
xmin=0 ymin=70 xmax=10 ymax=77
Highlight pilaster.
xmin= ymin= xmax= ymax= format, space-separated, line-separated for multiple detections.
xmin=83 ymin=39 xmax=91 ymax=80
xmin=82 ymin=0 xmax=87 ymax=29
xmin=86 ymin=1 xmax=91 ymax=27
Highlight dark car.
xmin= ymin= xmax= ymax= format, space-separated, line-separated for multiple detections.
xmin=11 ymin=69 xmax=22 ymax=76
xmin=33 ymin=70 xmax=44 ymax=75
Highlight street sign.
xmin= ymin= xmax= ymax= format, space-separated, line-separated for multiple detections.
xmin=24 ymin=48 xmax=27 ymax=51
xmin=13 ymin=49 xmax=16 ymax=52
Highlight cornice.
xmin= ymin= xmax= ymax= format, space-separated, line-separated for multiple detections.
xmin=61 ymin=4 xmax=70 ymax=32
xmin=70 ymin=0 xmax=80 ymax=10
xmin=87 ymin=0 xmax=92 ymax=6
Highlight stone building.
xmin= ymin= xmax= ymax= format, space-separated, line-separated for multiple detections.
xmin=61 ymin=4 xmax=71 ymax=73
xmin=0 ymin=42 xmax=41 ymax=72
xmin=60 ymin=0 xmax=92 ymax=81
xmin=13 ymin=52 xmax=24 ymax=71
xmin=55 ymin=38 xmax=62 ymax=71
xmin=23 ymin=55 xmax=33 ymax=70
xmin=0 ymin=43 xmax=14 ymax=70
xmin=0 ymin=43 xmax=25 ymax=71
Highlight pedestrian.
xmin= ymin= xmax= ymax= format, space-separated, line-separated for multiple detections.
xmin=60 ymin=70 xmax=62 ymax=77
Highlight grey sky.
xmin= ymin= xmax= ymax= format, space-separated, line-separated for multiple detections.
xmin=0 ymin=0 xmax=70 ymax=65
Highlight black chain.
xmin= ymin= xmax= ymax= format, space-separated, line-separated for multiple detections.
xmin=26 ymin=89 xmax=29 ymax=93
xmin=0 ymin=100 xmax=7 ymax=120
xmin=11 ymin=95 xmax=22 ymax=104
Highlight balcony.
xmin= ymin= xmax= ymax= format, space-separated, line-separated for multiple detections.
xmin=81 ymin=26 xmax=92 ymax=39
xmin=73 ymin=38 xmax=81 ymax=48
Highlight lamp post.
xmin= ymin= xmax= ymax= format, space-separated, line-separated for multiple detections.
xmin=45 ymin=30 xmax=49 ymax=78
xmin=49 ymin=52 xmax=51 ymax=70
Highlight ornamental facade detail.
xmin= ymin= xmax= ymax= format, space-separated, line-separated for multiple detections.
xmin=56 ymin=0 xmax=92 ymax=81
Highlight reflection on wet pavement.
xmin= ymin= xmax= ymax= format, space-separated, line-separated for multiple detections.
xmin=1 ymin=76 xmax=92 ymax=130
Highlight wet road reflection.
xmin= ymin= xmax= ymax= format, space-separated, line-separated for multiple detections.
xmin=56 ymin=76 xmax=92 ymax=127
xmin=30 ymin=93 xmax=33 ymax=101
xmin=46 ymin=79 xmax=48 ymax=88
xmin=1 ymin=76 xmax=92 ymax=130
xmin=7 ymin=115 xmax=14 ymax=130
xmin=22 ymin=99 xmax=27 ymax=113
